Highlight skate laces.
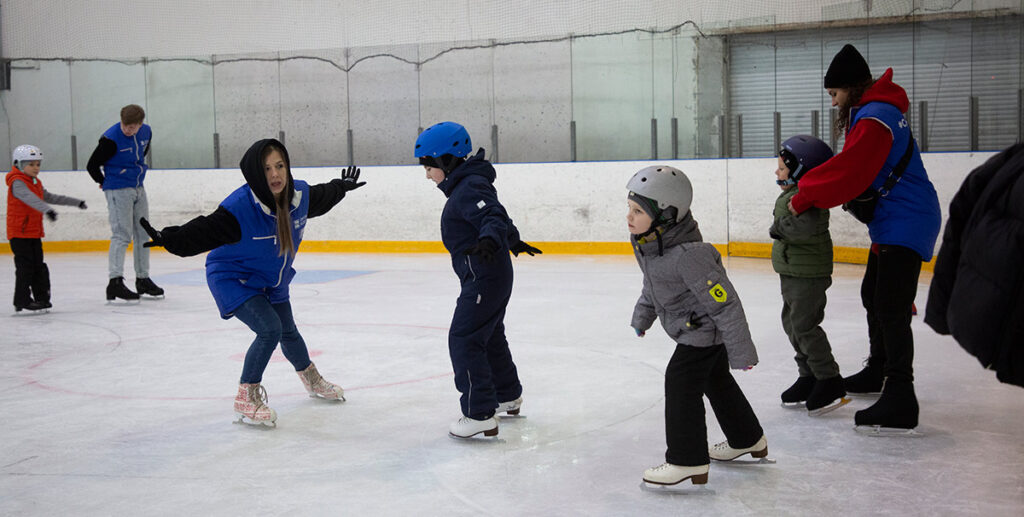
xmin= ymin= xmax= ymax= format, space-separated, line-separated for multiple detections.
xmin=247 ymin=384 xmax=270 ymax=411
xmin=302 ymin=365 xmax=334 ymax=392
xmin=650 ymin=463 xmax=674 ymax=471
xmin=710 ymin=440 xmax=731 ymax=451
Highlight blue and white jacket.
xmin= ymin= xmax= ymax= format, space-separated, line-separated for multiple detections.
xmin=100 ymin=122 xmax=151 ymax=190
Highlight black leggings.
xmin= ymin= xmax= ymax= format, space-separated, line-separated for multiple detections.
xmin=10 ymin=238 xmax=50 ymax=307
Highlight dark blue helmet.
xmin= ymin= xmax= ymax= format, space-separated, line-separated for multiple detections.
xmin=778 ymin=135 xmax=834 ymax=185
xmin=414 ymin=122 xmax=472 ymax=159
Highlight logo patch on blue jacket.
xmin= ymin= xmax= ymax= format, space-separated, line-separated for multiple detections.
xmin=477 ymin=200 xmax=486 ymax=209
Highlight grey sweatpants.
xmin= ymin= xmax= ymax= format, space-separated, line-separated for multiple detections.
xmin=779 ymin=275 xmax=839 ymax=379
xmin=105 ymin=186 xmax=150 ymax=280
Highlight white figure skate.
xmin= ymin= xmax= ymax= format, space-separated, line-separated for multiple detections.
xmin=234 ymin=383 xmax=277 ymax=427
xmin=297 ymin=362 xmax=345 ymax=401
xmin=449 ymin=416 xmax=498 ymax=439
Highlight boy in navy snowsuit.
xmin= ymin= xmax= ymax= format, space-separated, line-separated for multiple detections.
xmin=414 ymin=121 xmax=542 ymax=439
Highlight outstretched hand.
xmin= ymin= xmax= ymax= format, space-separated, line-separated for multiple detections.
xmin=45 ymin=210 xmax=57 ymax=222
xmin=341 ymin=166 xmax=365 ymax=191
xmin=464 ymin=237 xmax=498 ymax=263
xmin=634 ymin=327 xmax=646 ymax=338
xmin=510 ymin=241 xmax=542 ymax=257
xmin=140 ymin=217 xmax=165 ymax=248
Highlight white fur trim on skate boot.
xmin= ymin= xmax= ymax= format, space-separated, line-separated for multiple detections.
xmin=448 ymin=416 xmax=498 ymax=439
xmin=234 ymin=383 xmax=277 ymax=427
xmin=642 ymin=463 xmax=709 ymax=486
xmin=709 ymin=435 xmax=768 ymax=461
xmin=855 ymin=425 xmax=923 ymax=437
xmin=297 ymin=363 xmax=345 ymax=401
xmin=496 ymin=397 xmax=522 ymax=416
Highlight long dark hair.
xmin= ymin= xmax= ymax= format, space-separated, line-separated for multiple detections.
xmin=263 ymin=143 xmax=295 ymax=258
xmin=833 ymin=77 xmax=875 ymax=137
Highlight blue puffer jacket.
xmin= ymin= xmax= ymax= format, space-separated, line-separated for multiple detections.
xmin=436 ymin=149 xmax=521 ymax=282
xmin=100 ymin=122 xmax=152 ymax=190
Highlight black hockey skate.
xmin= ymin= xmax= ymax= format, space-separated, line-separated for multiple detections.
xmin=854 ymin=380 xmax=921 ymax=436
xmin=843 ymin=361 xmax=884 ymax=396
xmin=14 ymin=300 xmax=51 ymax=315
xmin=781 ymin=376 xmax=815 ymax=407
xmin=106 ymin=276 xmax=140 ymax=303
xmin=805 ymin=375 xmax=850 ymax=416
xmin=135 ymin=277 xmax=165 ymax=299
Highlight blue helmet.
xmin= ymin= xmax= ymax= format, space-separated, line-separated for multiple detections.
xmin=778 ymin=135 xmax=833 ymax=185
xmin=414 ymin=121 xmax=472 ymax=159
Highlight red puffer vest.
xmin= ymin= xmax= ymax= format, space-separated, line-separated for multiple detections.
xmin=6 ymin=167 xmax=45 ymax=239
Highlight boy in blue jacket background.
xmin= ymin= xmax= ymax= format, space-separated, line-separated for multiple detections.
xmin=414 ymin=121 xmax=541 ymax=439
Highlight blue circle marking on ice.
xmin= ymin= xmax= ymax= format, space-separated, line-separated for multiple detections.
xmin=151 ymin=269 xmax=376 ymax=286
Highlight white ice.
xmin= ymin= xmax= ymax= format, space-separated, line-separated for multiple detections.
xmin=2 ymin=252 xmax=1022 ymax=516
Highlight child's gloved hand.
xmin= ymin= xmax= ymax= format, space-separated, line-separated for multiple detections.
xmin=741 ymin=365 xmax=755 ymax=371
xmin=340 ymin=166 xmax=365 ymax=191
xmin=510 ymin=241 xmax=542 ymax=257
xmin=78 ymin=201 xmax=88 ymax=210
xmin=633 ymin=327 xmax=645 ymax=337
xmin=139 ymin=218 xmax=165 ymax=248
xmin=464 ymin=237 xmax=498 ymax=263
xmin=45 ymin=210 xmax=57 ymax=221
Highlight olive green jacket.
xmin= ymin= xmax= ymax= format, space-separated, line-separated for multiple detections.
xmin=770 ymin=187 xmax=833 ymax=278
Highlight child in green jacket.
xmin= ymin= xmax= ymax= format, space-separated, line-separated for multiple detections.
xmin=771 ymin=135 xmax=848 ymax=415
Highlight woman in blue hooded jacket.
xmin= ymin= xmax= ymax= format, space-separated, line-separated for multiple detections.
xmin=141 ymin=139 xmax=365 ymax=426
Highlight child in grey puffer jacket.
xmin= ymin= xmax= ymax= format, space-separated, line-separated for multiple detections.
xmin=628 ymin=165 xmax=767 ymax=488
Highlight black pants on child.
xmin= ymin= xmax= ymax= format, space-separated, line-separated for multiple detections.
xmin=665 ymin=343 xmax=763 ymax=466
xmin=10 ymin=238 xmax=50 ymax=308
xmin=861 ymin=244 xmax=922 ymax=383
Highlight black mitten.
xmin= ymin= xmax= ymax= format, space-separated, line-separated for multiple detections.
xmin=140 ymin=218 xmax=165 ymax=248
xmin=464 ymin=237 xmax=499 ymax=263
xmin=510 ymin=241 xmax=542 ymax=257
xmin=45 ymin=210 xmax=57 ymax=222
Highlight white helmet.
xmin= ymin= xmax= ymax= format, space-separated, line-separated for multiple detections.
xmin=13 ymin=145 xmax=43 ymax=166
xmin=626 ymin=165 xmax=693 ymax=223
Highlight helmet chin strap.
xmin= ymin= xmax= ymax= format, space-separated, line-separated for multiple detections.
xmin=776 ymin=178 xmax=796 ymax=186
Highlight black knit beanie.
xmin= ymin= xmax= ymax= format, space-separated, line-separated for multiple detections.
xmin=824 ymin=44 xmax=871 ymax=88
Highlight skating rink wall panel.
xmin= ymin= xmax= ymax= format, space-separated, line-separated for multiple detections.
xmin=0 ymin=151 xmax=991 ymax=254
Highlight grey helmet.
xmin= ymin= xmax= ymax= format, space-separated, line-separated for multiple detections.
xmin=626 ymin=165 xmax=693 ymax=224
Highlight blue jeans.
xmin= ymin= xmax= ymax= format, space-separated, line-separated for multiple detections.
xmin=233 ymin=296 xmax=312 ymax=384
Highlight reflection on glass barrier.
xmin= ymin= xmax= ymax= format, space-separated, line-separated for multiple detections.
xmin=1 ymin=14 xmax=1021 ymax=169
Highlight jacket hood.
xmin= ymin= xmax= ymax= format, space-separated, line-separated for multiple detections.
xmin=438 ymin=148 xmax=493 ymax=197
xmin=859 ymin=68 xmax=909 ymax=113
xmin=5 ymin=166 xmax=30 ymax=187
xmin=239 ymin=138 xmax=293 ymax=212
xmin=632 ymin=210 xmax=702 ymax=256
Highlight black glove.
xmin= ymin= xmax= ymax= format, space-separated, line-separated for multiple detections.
xmin=78 ymin=201 xmax=88 ymax=210
xmin=140 ymin=217 xmax=165 ymax=248
xmin=769 ymin=221 xmax=782 ymax=240
xmin=341 ymin=166 xmax=365 ymax=191
xmin=464 ymin=237 xmax=499 ymax=263
xmin=510 ymin=241 xmax=542 ymax=257
xmin=45 ymin=210 xmax=57 ymax=222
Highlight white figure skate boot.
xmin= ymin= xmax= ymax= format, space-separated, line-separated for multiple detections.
xmin=234 ymin=383 xmax=277 ymax=427
xmin=643 ymin=463 xmax=709 ymax=485
xmin=496 ymin=397 xmax=522 ymax=416
xmin=449 ymin=416 xmax=499 ymax=438
xmin=709 ymin=435 xmax=768 ymax=461
xmin=297 ymin=363 xmax=345 ymax=401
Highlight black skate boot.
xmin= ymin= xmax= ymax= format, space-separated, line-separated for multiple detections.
xmin=854 ymin=380 xmax=920 ymax=436
xmin=135 ymin=277 xmax=165 ymax=299
xmin=843 ymin=360 xmax=884 ymax=396
xmin=14 ymin=300 xmax=50 ymax=314
xmin=106 ymin=277 xmax=140 ymax=302
xmin=805 ymin=376 xmax=850 ymax=416
xmin=781 ymin=376 xmax=815 ymax=407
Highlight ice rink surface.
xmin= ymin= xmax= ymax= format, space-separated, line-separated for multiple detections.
xmin=2 ymin=251 xmax=1022 ymax=516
